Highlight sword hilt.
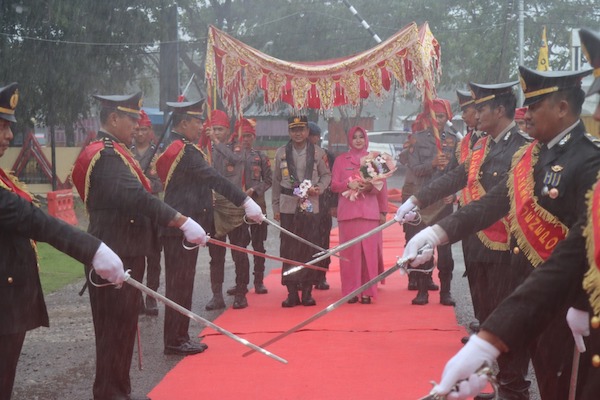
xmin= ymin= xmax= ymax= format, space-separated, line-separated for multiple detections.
xmin=418 ymin=366 xmax=498 ymax=400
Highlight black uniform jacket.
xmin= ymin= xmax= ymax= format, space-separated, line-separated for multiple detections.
xmin=438 ymin=121 xmax=600 ymax=276
xmin=86 ymin=131 xmax=177 ymax=256
xmin=0 ymin=187 xmax=100 ymax=335
xmin=481 ymin=218 xmax=600 ymax=400
xmin=417 ymin=123 xmax=530 ymax=264
xmin=161 ymin=133 xmax=247 ymax=237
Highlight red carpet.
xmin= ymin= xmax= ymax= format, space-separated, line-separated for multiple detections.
xmin=149 ymin=219 xmax=467 ymax=399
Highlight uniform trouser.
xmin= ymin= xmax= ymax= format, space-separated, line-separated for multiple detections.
xmin=529 ymin=308 xmax=576 ymax=400
xmin=280 ymin=212 xmax=320 ymax=286
xmin=403 ymin=221 xmax=434 ymax=280
xmin=208 ymin=224 xmax=251 ymax=288
xmin=87 ymin=256 xmax=144 ymax=400
xmin=162 ymin=236 xmax=199 ymax=347
xmin=249 ymin=221 xmax=267 ymax=277
xmin=315 ymin=209 xmax=333 ymax=282
xmin=0 ymin=331 xmax=26 ymax=400
xmin=436 ymin=242 xmax=454 ymax=285
xmin=144 ymin=244 xmax=162 ymax=291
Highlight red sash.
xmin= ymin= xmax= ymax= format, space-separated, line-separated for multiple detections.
xmin=72 ymin=139 xmax=151 ymax=203
xmin=460 ymin=137 xmax=510 ymax=250
xmin=508 ymin=142 xmax=567 ymax=267
xmin=583 ymin=172 xmax=600 ymax=315
xmin=156 ymin=139 xmax=185 ymax=188
xmin=456 ymin=130 xmax=474 ymax=163
xmin=0 ymin=168 xmax=33 ymax=202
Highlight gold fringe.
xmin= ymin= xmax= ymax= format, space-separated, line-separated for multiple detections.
xmin=83 ymin=152 xmax=102 ymax=210
xmin=507 ymin=143 xmax=568 ymax=268
xmin=475 ymin=217 xmax=511 ymax=251
xmin=583 ymin=173 xmax=600 ymax=315
xmin=163 ymin=146 xmax=186 ymax=191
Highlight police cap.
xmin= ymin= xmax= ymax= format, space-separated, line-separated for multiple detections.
xmin=456 ymin=89 xmax=475 ymax=110
xmin=93 ymin=92 xmax=143 ymax=119
xmin=166 ymin=98 xmax=204 ymax=119
xmin=0 ymin=82 xmax=19 ymax=123
xmin=519 ymin=66 xmax=592 ymax=106
xmin=469 ymin=81 xmax=518 ymax=105
xmin=288 ymin=115 xmax=308 ymax=129
xmin=580 ymin=28 xmax=600 ymax=96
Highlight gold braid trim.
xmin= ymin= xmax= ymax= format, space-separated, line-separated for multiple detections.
xmin=583 ymin=171 xmax=600 ymax=315
xmin=163 ymin=145 xmax=186 ymax=191
xmin=83 ymin=151 xmax=102 ymax=209
xmin=507 ymin=143 xmax=568 ymax=267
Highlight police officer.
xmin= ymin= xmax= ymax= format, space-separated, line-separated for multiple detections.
xmin=131 ymin=110 xmax=163 ymax=316
xmin=403 ymin=63 xmax=597 ymax=400
xmin=0 ymin=82 xmax=123 ymax=400
xmin=204 ymin=110 xmax=259 ymax=310
xmin=308 ymin=121 xmax=337 ymax=290
xmin=72 ymin=92 xmax=209 ymax=400
xmin=455 ymin=89 xmax=481 ymax=163
xmin=155 ymin=102 xmax=263 ymax=352
xmin=426 ymin=28 xmax=600 ymax=400
xmin=225 ymin=118 xmax=273 ymax=295
xmin=401 ymin=98 xmax=458 ymax=306
xmin=272 ymin=115 xmax=331 ymax=307
xmin=397 ymin=81 xmax=531 ymax=398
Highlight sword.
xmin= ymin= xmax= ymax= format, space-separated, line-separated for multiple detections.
xmin=568 ymin=345 xmax=580 ymax=400
xmin=417 ymin=366 xmax=498 ymax=399
xmin=243 ymin=250 xmax=432 ymax=357
xmin=261 ymin=217 xmax=347 ymax=261
xmin=123 ymin=273 xmax=288 ymax=364
xmin=194 ymin=238 xmax=328 ymax=273
xmin=284 ymin=218 xmax=398 ymax=276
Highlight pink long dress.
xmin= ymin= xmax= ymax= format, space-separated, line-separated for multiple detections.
xmin=331 ymin=127 xmax=388 ymax=298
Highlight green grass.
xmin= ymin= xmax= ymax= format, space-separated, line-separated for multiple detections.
xmin=37 ymin=242 xmax=85 ymax=295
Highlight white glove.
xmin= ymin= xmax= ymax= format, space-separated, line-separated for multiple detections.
xmin=566 ymin=307 xmax=590 ymax=353
xmin=402 ymin=225 xmax=447 ymax=267
xmin=431 ymin=335 xmax=500 ymax=398
xmin=243 ymin=197 xmax=264 ymax=223
xmin=92 ymin=243 xmax=125 ymax=285
xmin=179 ymin=217 xmax=208 ymax=245
xmin=394 ymin=197 xmax=418 ymax=223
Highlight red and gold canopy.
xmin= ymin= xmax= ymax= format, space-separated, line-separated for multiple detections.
xmin=205 ymin=22 xmax=441 ymax=114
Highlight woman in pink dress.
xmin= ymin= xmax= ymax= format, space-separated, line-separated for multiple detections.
xmin=331 ymin=126 xmax=388 ymax=304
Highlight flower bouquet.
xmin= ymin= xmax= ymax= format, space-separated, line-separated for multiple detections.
xmin=343 ymin=151 xmax=396 ymax=201
xmin=293 ymin=179 xmax=314 ymax=213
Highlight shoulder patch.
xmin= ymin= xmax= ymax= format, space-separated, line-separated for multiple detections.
xmin=584 ymin=133 xmax=600 ymax=148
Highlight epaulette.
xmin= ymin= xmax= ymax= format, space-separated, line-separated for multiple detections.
xmin=584 ymin=132 xmax=600 ymax=148
xmin=102 ymin=137 xmax=114 ymax=148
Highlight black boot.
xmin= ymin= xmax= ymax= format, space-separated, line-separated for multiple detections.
xmin=145 ymin=296 xmax=159 ymax=316
xmin=226 ymin=285 xmax=237 ymax=295
xmin=233 ymin=287 xmax=248 ymax=309
xmin=411 ymin=275 xmax=429 ymax=305
xmin=427 ymin=274 xmax=439 ymax=291
xmin=253 ymin=272 xmax=268 ymax=294
xmin=205 ymin=283 xmax=226 ymax=310
xmin=439 ymin=277 xmax=456 ymax=306
xmin=301 ymin=284 xmax=316 ymax=306
xmin=282 ymin=285 xmax=300 ymax=308
xmin=407 ymin=273 xmax=417 ymax=291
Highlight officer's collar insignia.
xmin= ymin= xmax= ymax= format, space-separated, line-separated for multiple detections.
xmin=558 ymin=133 xmax=571 ymax=146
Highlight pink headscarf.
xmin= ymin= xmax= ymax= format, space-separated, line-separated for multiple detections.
xmin=347 ymin=126 xmax=369 ymax=163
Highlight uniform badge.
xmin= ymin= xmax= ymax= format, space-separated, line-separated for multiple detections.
xmin=226 ymin=165 xmax=234 ymax=172
xmin=543 ymin=170 xmax=561 ymax=187
xmin=551 ymin=165 xmax=563 ymax=173
xmin=558 ymin=133 xmax=571 ymax=146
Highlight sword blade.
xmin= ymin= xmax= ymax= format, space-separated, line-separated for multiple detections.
xmin=124 ymin=275 xmax=288 ymax=364
xmin=242 ymin=256 xmax=411 ymax=357
xmin=207 ymin=237 xmax=327 ymax=273
xmin=569 ymin=345 xmax=580 ymax=400
xmin=284 ymin=218 xmax=397 ymax=276
xmin=263 ymin=218 xmax=347 ymax=261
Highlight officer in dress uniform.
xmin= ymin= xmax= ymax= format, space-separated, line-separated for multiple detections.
xmin=456 ymin=88 xmax=482 ymax=157
xmin=224 ymin=118 xmax=273 ymax=296
xmin=0 ymin=83 xmax=123 ymax=400
xmin=308 ymin=121 xmax=337 ymax=290
xmin=272 ymin=115 xmax=331 ymax=307
xmin=204 ymin=110 xmax=261 ymax=310
xmin=155 ymin=102 xmax=263 ymax=352
xmin=130 ymin=110 xmax=163 ymax=316
xmin=71 ymin=92 xmax=210 ymax=400
xmin=396 ymin=81 xmax=532 ymax=399
xmin=403 ymin=63 xmax=597 ymax=400
xmin=424 ymin=28 xmax=600 ymax=400
xmin=401 ymin=98 xmax=459 ymax=306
